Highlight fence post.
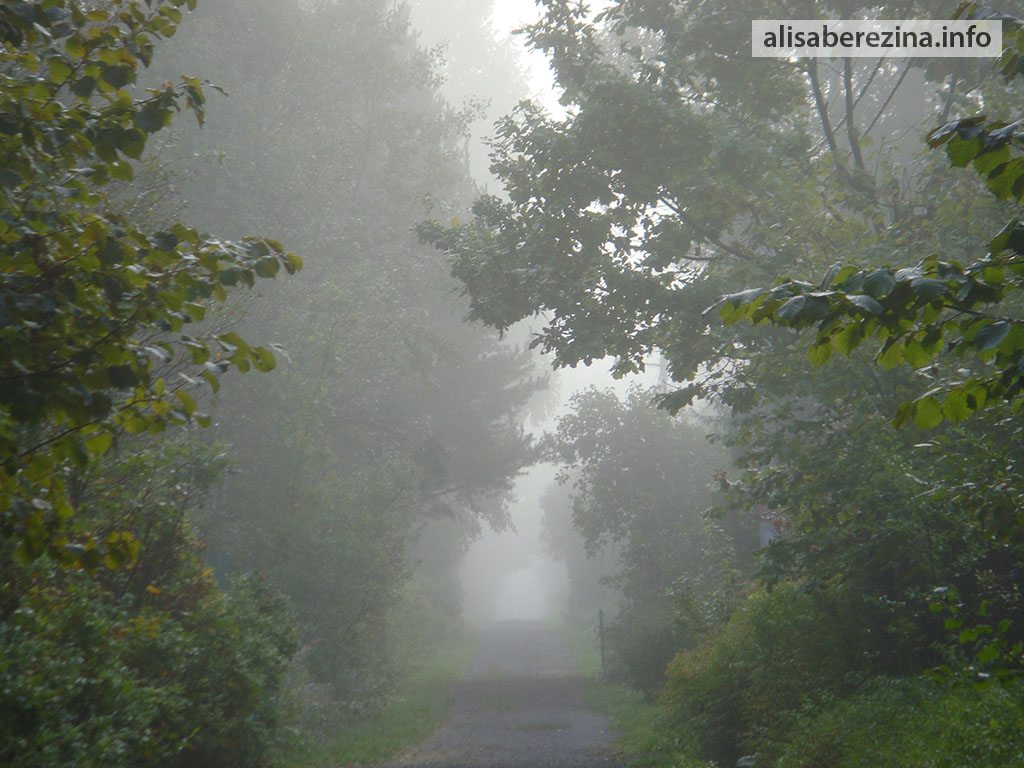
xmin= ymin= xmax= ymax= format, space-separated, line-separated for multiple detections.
xmin=598 ymin=608 xmax=606 ymax=679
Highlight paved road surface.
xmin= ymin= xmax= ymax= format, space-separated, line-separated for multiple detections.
xmin=380 ymin=620 xmax=626 ymax=768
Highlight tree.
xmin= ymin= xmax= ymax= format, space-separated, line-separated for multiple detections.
xmin=546 ymin=387 xmax=737 ymax=692
xmin=148 ymin=0 xmax=545 ymax=708
xmin=0 ymin=0 xmax=299 ymax=568
xmin=720 ymin=6 xmax=1024 ymax=431
xmin=417 ymin=0 xmax=1018 ymax=412
xmin=417 ymin=0 xmax=1024 ymax=699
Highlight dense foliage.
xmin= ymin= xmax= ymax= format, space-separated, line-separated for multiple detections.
xmin=0 ymin=435 xmax=298 ymax=768
xmin=1 ymin=0 xmax=534 ymax=764
xmin=9 ymin=0 xmax=1024 ymax=764
xmin=720 ymin=5 xmax=1024 ymax=430
xmin=422 ymin=0 xmax=1024 ymax=765
xmin=0 ymin=2 xmax=306 ymax=764
xmin=145 ymin=0 xmax=542 ymax=729
xmin=543 ymin=388 xmax=738 ymax=694
xmin=0 ymin=0 xmax=299 ymax=569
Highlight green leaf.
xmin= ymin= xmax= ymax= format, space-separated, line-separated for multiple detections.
xmin=84 ymin=431 xmax=113 ymax=456
xmin=977 ymin=644 xmax=1001 ymax=664
xmin=776 ymin=295 xmax=806 ymax=323
xmin=218 ymin=331 xmax=249 ymax=354
xmin=989 ymin=220 xmax=1020 ymax=254
xmin=947 ymin=135 xmax=982 ymax=167
xmin=722 ymin=288 xmax=765 ymax=307
xmin=136 ymin=102 xmax=173 ymax=134
xmin=913 ymin=396 xmax=943 ymax=430
xmin=253 ymin=346 xmax=276 ymax=372
xmin=109 ymin=159 xmax=134 ymax=181
xmin=176 ymin=389 xmax=197 ymax=415
xmin=972 ymin=321 xmax=1011 ymax=351
xmin=910 ymin=277 xmax=947 ymax=301
xmin=219 ymin=266 xmax=242 ymax=286
xmin=862 ymin=269 xmax=895 ymax=298
xmin=808 ymin=340 xmax=833 ymax=367
xmin=847 ymin=294 xmax=883 ymax=314
xmin=48 ymin=57 xmax=72 ymax=83
xmin=201 ymin=369 xmax=220 ymax=393
xmin=104 ymin=549 xmax=126 ymax=570
xmin=834 ymin=323 xmax=865 ymax=355
xmin=254 ymin=257 xmax=280 ymax=278
xmin=877 ymin=339 xmax=905 ymax=370
xmin=903 ymin=340 xmax=932 ymax=369
xmin=973 ymin=143 xmax=1011 ymax=175
xmin=986 ymin=157 xmax=1024 ymax=199
xmin=183 ymin=302 xmax=206 ymax=321
xmin=153 ymin=231 xmax=179 ymax=251
xmin=100 ymin=65 xmax=131 ymax=88
xmin=284 ymin=253 xmax=303 ymax=273
xmin=941 ymin=390 xmax=974 ymax=423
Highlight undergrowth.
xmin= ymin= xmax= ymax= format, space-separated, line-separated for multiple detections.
xmin=293 ymin=639 xmax=474 ymax=767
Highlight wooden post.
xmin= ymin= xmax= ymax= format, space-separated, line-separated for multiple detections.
xmin=598 ymin=608 xmax=606 ymax=679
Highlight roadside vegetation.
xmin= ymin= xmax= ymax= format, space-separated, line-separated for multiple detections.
xmin=430 ymin=2 xmax=1024 ymax=766
xmin=0 ymin=1 xmax=531 ymax=766
xmin=7 ymin=0 xmax=1024 ymax=766
xmin=292 ymin=639 xmax=476 ymax=767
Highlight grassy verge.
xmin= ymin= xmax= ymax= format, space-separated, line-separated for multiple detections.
xmin=296 ymin=639 xmax=475 ymax=767
xmin=552 ymin=616 xmax=681 ymax=768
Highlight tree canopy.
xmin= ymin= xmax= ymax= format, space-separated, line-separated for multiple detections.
xmin=0 ymin=0 xmax=298 ymax=569
xmin=419 ymin=0 xmax=1024 ymax=746
xmin=719 ymin=6 xmax=1024 ymax=430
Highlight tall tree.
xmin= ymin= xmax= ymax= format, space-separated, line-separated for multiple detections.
xmin=418 ymin=0 xmax=1024 ymax=683
xmin=547 ymin=387 xmax=736 ymax=692
xmin=0 ymin=3 xmax=299 ymax=765
xmin=150 ymin=0 xmax=545 ymax=705
xmin=0 ymin=0 xmax=297 ymax=568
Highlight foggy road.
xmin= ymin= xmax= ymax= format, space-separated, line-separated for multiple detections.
xmin=381 ymin=621 xmax=626 ymax=768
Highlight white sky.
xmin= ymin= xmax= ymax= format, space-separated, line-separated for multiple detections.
xmin=488 ymin=0 xmax=563 ymax=114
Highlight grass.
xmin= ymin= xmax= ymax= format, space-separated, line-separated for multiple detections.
xmin=296 ymin=639 xmax=475 ymax=767
xmin=552 ymin=616 xmax=685 ymax=768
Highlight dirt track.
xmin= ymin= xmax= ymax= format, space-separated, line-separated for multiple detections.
xmin=380 ymin=620 xmax=627 ymax=768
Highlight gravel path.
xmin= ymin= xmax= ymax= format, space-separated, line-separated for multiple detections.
xmin=380 ymin=620 xmax=627 ymax=768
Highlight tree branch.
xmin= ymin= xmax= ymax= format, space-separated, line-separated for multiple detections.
xmin=843 ymin=57 xmax=865 ymax=170
xmin=863 ymin=62 xmax=911 ymax=138
xmin=808 ymin=58 xmax=841 ymax=159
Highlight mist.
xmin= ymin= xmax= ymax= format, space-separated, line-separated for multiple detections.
xmin=4 ymin=1 xmax=1024 ymax=767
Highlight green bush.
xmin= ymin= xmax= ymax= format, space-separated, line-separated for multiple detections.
xmin=660 ymin=597 xmax=752 ymax=767
xmin=0 ymin=565 xmax=296 ymax=768
xmin=0 ymin=438 xmax=298 ymax=767
xmin=660 ymin=583 xmax=922 ymax=767
xmin=770 ymin=676 xmax=1024 ymax=768
xmin=606 ymin=597 xmax=697 ymax=697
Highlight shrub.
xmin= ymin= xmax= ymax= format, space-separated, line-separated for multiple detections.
xmin=660 ymin=582 xmax=924 ymax=766
xmin=0 ymin=438 xmax=298 ymax=767
xmin=770 ymin=676 xmax=1024 ymax=768
xmin=0 ymin=565 xmax=296 ymax=768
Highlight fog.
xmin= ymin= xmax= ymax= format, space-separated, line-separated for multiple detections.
xmin=460 ymin=347 xmax=661 ymax=625
xmin=6 ymin=1 xmax=1024 ymax=766
xmin=461 ymin=464 xmax=563 ymax=622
